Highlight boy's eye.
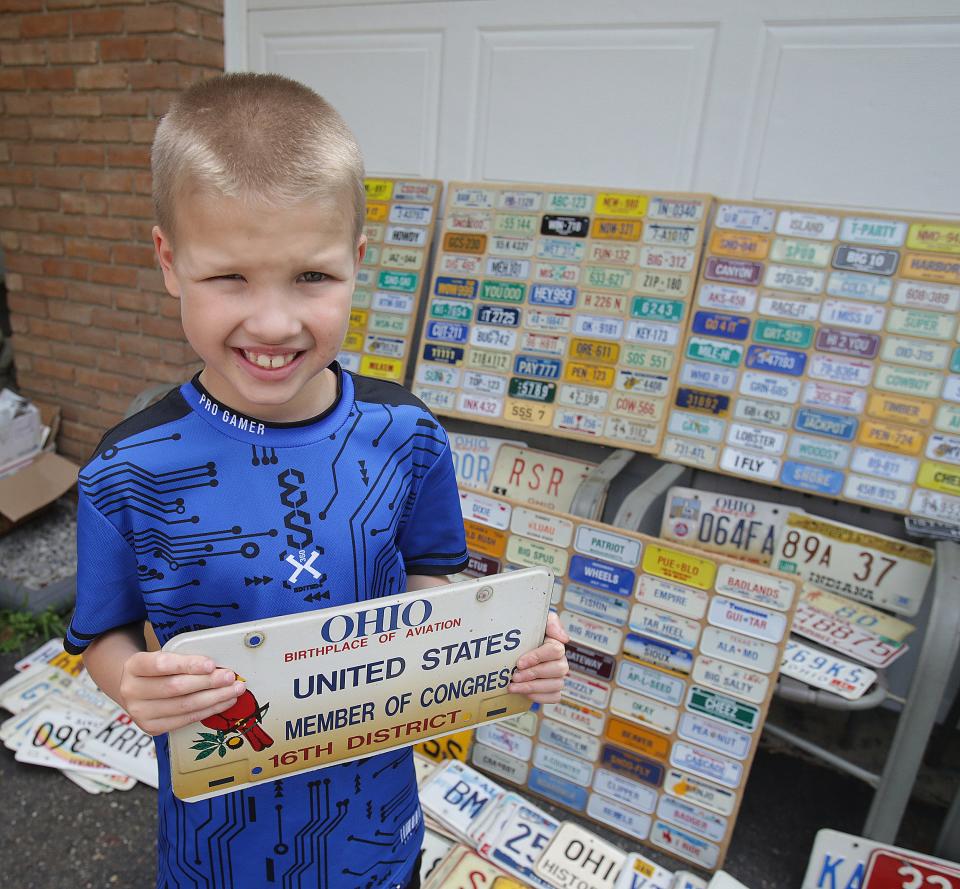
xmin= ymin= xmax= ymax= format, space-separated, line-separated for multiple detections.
xmin=299 ymin=271 xmax=328 ymax=283
xmin=209 ymin=274 xmax=243 ymax=281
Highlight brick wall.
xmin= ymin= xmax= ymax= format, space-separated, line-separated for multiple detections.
xmin=0 ymin=0 xmax=223 ymax=460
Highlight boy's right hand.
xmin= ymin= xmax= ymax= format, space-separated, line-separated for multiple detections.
xmin=118 ymin=652 xmax=246 ymax=736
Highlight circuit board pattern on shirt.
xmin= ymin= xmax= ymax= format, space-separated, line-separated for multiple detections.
xmin=338 ymin=178 xmax=443 ymax=383
xmin=456 ymin=487 xmax=799 ymax=872
xmin=412 ymin=182 xmax=713 ymax=452
xmin=659 ymin=201 xmax=960 ymax=520
xmin=65 ymin=369 xmax=468 ymax=889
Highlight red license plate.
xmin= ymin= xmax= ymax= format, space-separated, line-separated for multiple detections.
xmin=863 ymin=850 xmax=960 ymax=889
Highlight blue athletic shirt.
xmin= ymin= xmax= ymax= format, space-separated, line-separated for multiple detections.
xmin=66 ymin=364 xmax=469 ymax=889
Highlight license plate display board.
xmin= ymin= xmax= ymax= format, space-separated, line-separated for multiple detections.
xmin=658 ymin=199 xmax=960 ymax=520
xmin=164 ymin=569 xmax=551 ymax=801
xmin=412 ymin=182 xmax=713 ymax=452
xmin=337 ymin=178 xmax=442 ymax=383
xmin=461 ymin=492 xmax=800 ymax=871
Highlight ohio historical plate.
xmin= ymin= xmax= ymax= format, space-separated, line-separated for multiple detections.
xmin=164 ymin=568 xmax=552 ymax=801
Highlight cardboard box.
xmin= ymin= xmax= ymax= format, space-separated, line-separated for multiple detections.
xmin=0 ymin=451 xmax=79 ymax=536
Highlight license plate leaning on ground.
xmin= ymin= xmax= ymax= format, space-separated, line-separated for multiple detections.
xmin=863 ymin=849 xmax=960 ymax=888
xmin=802 ymin=829 xmax=960 ymax=889
xmin=164 ymin=568 xmax=552 ymax=801
xmin=775 ymin=513 xmax=934 ymax=617
xmin=661 ymin=487 xmax=792 ymax=566
xmin=534 ymin=821 xmax=626 ymax=889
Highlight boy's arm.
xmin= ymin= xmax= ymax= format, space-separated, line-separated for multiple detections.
xmin=404 ymin=574 xmax=569 ymax=704
xmin=83 ymin=623 xmax=245 ymax=736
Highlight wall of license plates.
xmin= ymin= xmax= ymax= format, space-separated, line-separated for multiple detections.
xmin=336 ymin=178 xmax=443 ymax=382
xmin=658 ymin=200 xmax=960 ymax=520
xmin=457 ymin=486 xmax=800 ymax=871
xmin=411 ymin=183 xmax=713 ymax=453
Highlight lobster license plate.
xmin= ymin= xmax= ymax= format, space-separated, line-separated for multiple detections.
xmin=164 ymin=569 xmax=551 ymax=801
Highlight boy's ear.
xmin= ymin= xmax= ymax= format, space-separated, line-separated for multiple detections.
xmin=153 ymin=224 xmax=181 ymax=299
xmin=355 ymin=232 xmax=367 ymax=268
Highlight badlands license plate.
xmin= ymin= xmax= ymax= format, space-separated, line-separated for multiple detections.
xmin=661 ymin=487 xmax=789 ymax=565
xmin=775 ymin=513 xmax=934 ymax=617
xmin=164 ymin=569 xmax=551 ymax=801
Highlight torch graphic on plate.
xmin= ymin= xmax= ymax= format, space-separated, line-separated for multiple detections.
xmin=190 ymin=676 xmax=273 ymax=758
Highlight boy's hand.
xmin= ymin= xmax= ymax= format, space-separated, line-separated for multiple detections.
xmin=118 ymin=651 xmax=246 ymax=736
xmin=508 ymin=612 xmax=570 ymax=704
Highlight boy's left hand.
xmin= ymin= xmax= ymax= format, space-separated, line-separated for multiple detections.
xmin=508 ymin=612 xmax=570 ymax=703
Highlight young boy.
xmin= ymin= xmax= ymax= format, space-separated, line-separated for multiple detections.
xmin=65 ymin=73 xmax=569 ymax=889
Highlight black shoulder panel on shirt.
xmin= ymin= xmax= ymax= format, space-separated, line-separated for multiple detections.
xmin=351 ymin=371 xmax=433 ymax=412
xmin=89 ymin=386 xmax=191 ymax=461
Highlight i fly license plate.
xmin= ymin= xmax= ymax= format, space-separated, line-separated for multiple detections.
xmin=164 ymin=569 xmax=551 ymax=801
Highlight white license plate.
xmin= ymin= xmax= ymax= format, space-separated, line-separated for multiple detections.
xmin=490 ymin=446 xmax=597 ymax=514
xmin=661 ymin=487 xmax=790 ymax=566
xmin=76 ymin=706 xmax=159 ymax=787
xmin=775 ymin=513 xmax=934 ymax=617
xmin=791 ymin=603 xmax=908 ymax=668
xmin=706 ymin=873 xmax=751 ymax=889
xmin=164 ymin=569 xmax=551 ymax=801
xmin=802 ymin=829 xmax=960 ymax=889
xmin=420 ymin=760 xmax=504 ymax=841
xmin=800 ymin=587 xmax=914 ymax=642
xmin=780 ymin=639 xmax=877 ymax=700
xmin=478 ymin=795 xmax=559 ymax=889
xmin=535 ymin=821 xmax=626 ymax=889
xmin=612 ymin=851 xmax=673 ymax=889
xmin=450 ymin=434 xmax=526 ymax=490
xmin=673 ymin=872 xmax=709 ymax=889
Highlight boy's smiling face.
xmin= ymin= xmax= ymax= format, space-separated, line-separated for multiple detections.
xmin=154 ymin=189 xmax=365 ymax=422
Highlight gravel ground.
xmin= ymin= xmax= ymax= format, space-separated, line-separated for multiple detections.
xmin=0 ymin=496 xmax=77 ymax=590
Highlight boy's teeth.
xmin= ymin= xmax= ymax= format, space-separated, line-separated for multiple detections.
xmin=243 ymin=350 xmax=296 ymax=369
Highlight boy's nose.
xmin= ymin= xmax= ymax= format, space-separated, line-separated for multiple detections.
xmin=243 ymin=295 xmax=302 ymax=342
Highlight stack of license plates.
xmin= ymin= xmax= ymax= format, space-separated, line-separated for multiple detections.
xmin=661 ymin=488 xmax=934 ymax=701
xmin=0 ymin=638 xmax=158 ymax=794
xmin=414 ymin=757 xmax=754 ymax=888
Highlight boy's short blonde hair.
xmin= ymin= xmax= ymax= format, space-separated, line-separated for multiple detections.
xmin=152 ymin=73 xmax=366 ymax=242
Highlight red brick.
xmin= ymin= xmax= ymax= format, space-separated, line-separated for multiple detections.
xmin=15 ymin=189 xmax=61 ymax=211
xmin=145 ymin=35 xmax=179 ymax=60
xmin=77 ymin=119 xmax=130 ymax=142
xmin=97 ymin=352 xmax=148 ymax=378
xmin=29 ymin=118 xmax=80 ymax=141
xmin=86 ymin=216 xmax=134 ymax=239
xmin=52 ymin=94 xmax=102 ymax=117
xmin=48 ymin=301 xmax=94 ymax=326
xmin=76 ymin=65 xmax=127 ymax=90
xmin=0 ymin=15 xmax=20 ymax=38
xmin=125 ymin=4 xmax=176 ymax=33
xmin=62 ymin=192 xmax=107 ymax=215
xmin=42 ymin=258 xmax=90 ymax=281
xmin=0 ymin=44 xmax=45 ymax=65
xmin=0 ymin=231 xmax=20 ymax=252
xmin=0 ymin=117 xmax=30 ymax=139
xmin=0 ymin=167 xmax=34 ymax=185
xmin=4 ymin=93 xmax=52 ymax=115
xmin=56 ymin=144 xmax=104 ymax=166
xmin=107 ymin=193 xmax=153 ymax=218
xmin=65 ymin=238 xmax=111 ymax=262
xmin=91 ymin=305 xmax=140 ymax=332
xmin=12 ymin=144 xmax=55 ymax=165
xmin=71 ymin=8 xmax=123 ymax=35
xmin=54 ymin=343 xmax=98 ymax=366
xmin=11 ymin=335 xmax=51 ymax=357
xmin=128 ymin=61 xmax=180 ymax=90
xmin=130 ymin=119 xmax=158 ymax=143
xmin=140 ymin=315 xmax=184 ymax=340
xmin=139 ymin=267 xmax=169 ymax=295
xmin=101 ymin=36 xmax=147 ymax=61
xmin=0 ymin=188 xmax=12 ymax=207
xmin=47 ymin=40 xmax=98 ymax=64
xmin=65 ymin=281 xmax=115 ymax=306
xmin=5 ymin=251 xmax=43 ymax=273
xmin=73 ymin=324 xmax=117 ymax=349
xmin=82 ymin=170 xmax=134 ymax=193
xmin=0 ymin=144 xmax=9 ymax=162
xmin=9 ymin=314 xmax=29 ymax=334
xmin=24 ymin=374 xmax=60 ymax=399
xmin=21 ymin=233 xmax=63 ymax=255
xmin=24 ymin=67 xmax=74 ymax=90
xmin=21 ymin=276 xmax=67 ymax=298
xmin=148 ymin=91 xmax=175 ymax=116
xmin=0 ymin=69 xmax=27 ymax=90
xmin=38 ymin=212 xmax=86 ymax=236
xmin=0 ymin=0 xmax=41 ymax=13
xmin=90 ymin=264 xmax=139 ymax=287
xmin=200 ymin=12 xmax=222 ymax=40
xmin=101 ymin=93 xmax=150 ymax=117
xmin=107 ymin=144 xmax=151 ymax=167
xmin=112 ymin=243 xmax=156 ymax=267
xmin=177 ymin=5 xmax=200 ymax=35
xmin=20 ymin=12 xmax=70 ymax=37
xmin=36 ymin=168 xmax=78 ymax=189
xmin=30 ymin=355 xmax=76 ymax=382
xmin=115 ymin=290 xmax=158 ymax=313
xmin=57 ymin=381 xmax=102 ymax=407
xmin=45 ymin=0 xmax=100 ymax=7
xmin=6 ymin=291 xmax=48 ymax=318
xmin=178 ymin=38 xmax=221 ymax=68
xmin=132 ymin=171 xmax=152 ymax=195
xmin=29 ymin=318 xmax=73 ymax=342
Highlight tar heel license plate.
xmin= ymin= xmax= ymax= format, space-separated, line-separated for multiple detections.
xmin=164 ymin=569 xmax=552 ymax=801
xmin=661 ymin=487 xmax=790 ymax=566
